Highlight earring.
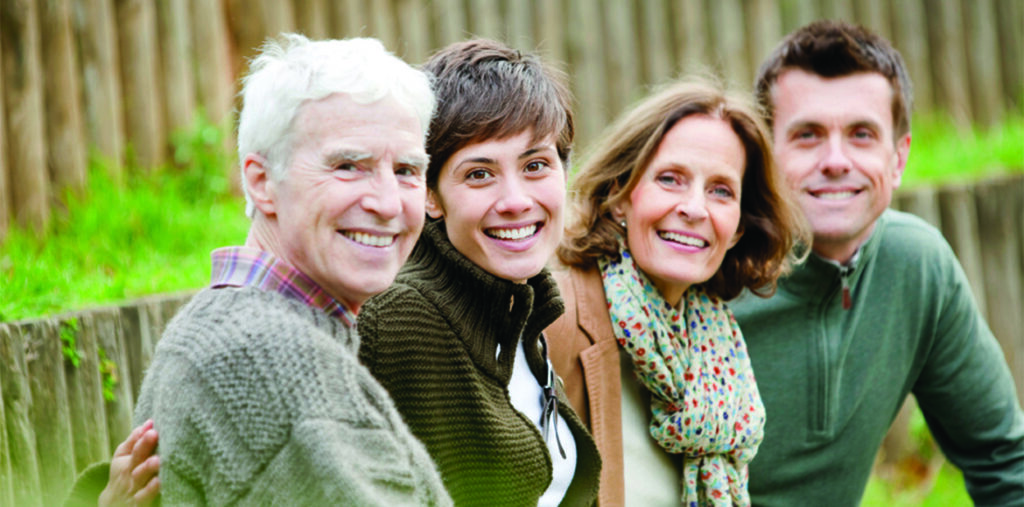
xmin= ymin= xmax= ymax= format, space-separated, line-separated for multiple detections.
xmin=620 ymin=220 xmax=627 ymax=228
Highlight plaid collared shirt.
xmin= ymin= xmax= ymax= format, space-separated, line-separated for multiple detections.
xmin=210 ymin=246 xmax=356 ymax=327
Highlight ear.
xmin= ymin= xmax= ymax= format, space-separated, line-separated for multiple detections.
xmin=425 ymin=188 xmax=445 ymax=219
xmin=891 ymin=133 xmax=911 ymax=189
xmin=243 ymin=153 xmax=276 ymax=216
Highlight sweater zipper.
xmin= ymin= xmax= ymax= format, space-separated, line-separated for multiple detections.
xmin=839 ymin=265 xmax=854 ymax=310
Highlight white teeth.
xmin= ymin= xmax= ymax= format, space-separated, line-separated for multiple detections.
xmin=814 ymin=190 xmax=856 ymax=200
xmin=344 ymin=231 xmax=395 ymax=247
xmin=487 ymin=224 xmax=537 ymax=240
xmin=659 ymin=231 xmax=706 ymax=247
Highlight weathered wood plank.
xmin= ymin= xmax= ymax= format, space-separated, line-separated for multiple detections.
xmin=674 ymin=0 xmax=709 ymax=74
xmin=937 ymin=184 xmax=988 ymax=316
xmin=191 ymin=0 xmax=234 ymax=126
xmin=394 ymin=0 xmax=430 ymax=64
xmin=974 ymin=177 xmax=1024 ymax=402
xmin=889 ymin=0 xmax=933 ymax=111
xmin=995 ymin=0 xmax=1023 ymax=109
xmin=115 ymin=0 xmax=167 ymax=169
xmin=94 ymin=307 xmax=135 ymax=453
xmin=708 ymin=0 xmax=749 ymax=88
xmin=0 ymin=324 xmax=42 ymax=506
xmin=604 ymin=0 xmax=641 ymax=115
xmin=0 ymin=325 xmax=15 ymax=507
xmin=566 ymin=0 xmax=607 ymax=147
xmin=894 ymin=186 xmax=941 ymax=229
xmin=963 ymin=0 xmax=1004 ymax=126
xmin=24 ymin=319 xmax=76 ymax=506
xmin=63 ymin=313 xmax=112 ymax=472
xmin=1 ymin=0 xmax=50 ymax=230
xmin=638 ymin=0 xmax=672 ymax=86
xmin=294 ymin=0 xmax=330 ymax=38
xmin=925 ymin=0 xmax=971 ymax=125
xmin=0 ymin=36 xmax=9 ymax=242
xmin=536 ymin=0 xmax=567 ymax=66
xmin=746 ymin=0 xmax=782 ymax=82
xmin=156 ymin=0 xmax=196 ymax=137
xmin=40 ymin=0 xmax=88 ymax=196
xmin=74 ymin=0 xmax=125 ymax=174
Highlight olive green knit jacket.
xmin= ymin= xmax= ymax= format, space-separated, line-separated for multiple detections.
xmin=358 ymin=221 xmax=602 ymax=506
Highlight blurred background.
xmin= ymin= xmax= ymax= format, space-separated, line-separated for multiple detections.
xmin=1 ymin=0 xmax=1021 ymax=505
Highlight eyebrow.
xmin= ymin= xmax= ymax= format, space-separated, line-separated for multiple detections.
xmin=324 ymin=150 xmax=371 ymax=165
xmin=454 ymin=144 xmax=557 ymax=168
xmin=398 ymin=154 xmax=429 ymax=169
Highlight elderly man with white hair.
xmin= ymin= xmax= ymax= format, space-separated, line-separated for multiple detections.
xmin=67 ymin=34 xmax=451 ymax=506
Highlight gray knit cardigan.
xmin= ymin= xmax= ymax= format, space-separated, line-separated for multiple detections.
xmin=132 ymin=286 xmax=451 ymax=505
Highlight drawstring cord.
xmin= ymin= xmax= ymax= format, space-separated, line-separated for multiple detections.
xmin=537 ymin=335 xmax=566 ymax=459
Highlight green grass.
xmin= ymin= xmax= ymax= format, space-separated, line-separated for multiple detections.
xmin=0 ymin=116 xmax=249 ymax=322
xmin=902 ymin=111 xmax=1024 ymax=187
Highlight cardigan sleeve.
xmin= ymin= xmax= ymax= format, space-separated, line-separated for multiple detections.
xmin=911 ymin=242 xmax=1024 ymax=505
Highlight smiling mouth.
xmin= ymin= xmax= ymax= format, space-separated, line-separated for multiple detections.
xmin=810 ymin=189 xmax=858 ymax=200
xmin=342 ymin=231 xmax=396 ymax=247
xmin=485 ymin=223 xmax=540 ymax=241
xmin=658 ymin=231 xmax=707 ymax=248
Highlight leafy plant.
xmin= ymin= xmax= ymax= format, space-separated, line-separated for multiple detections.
xmin=97 ymin=346 xmax=119 ymax=402
xmin=59 ymin=317 xmax=81 ymax=368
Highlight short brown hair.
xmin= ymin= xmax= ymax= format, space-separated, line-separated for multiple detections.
xmin=754 ymin=19 xmax=913 ymax=138
xmin=421 ymin=39 xmax=574 ymax=192
xmin=558 ymin=79 xmax=809 ymax=300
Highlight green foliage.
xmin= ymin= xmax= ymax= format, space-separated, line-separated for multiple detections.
xmin=902 ymin=111 xmax=1024 ymax=187
xmin=59 ymin=317 xmax=81 ymax=367
xmin=97 ymin=346 xmax=118 ymax=402
xmin=0 ymin=113 xmax=249 ymax=322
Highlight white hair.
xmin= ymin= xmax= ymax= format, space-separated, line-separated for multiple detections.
xmin=237 ymin=33 xmax=435 ymax=218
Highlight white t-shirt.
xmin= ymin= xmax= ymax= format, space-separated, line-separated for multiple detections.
xmin=619 ymin=347 xmax=683 ymax=506
xmin=507 ymin=340 xmax=578 ymax=506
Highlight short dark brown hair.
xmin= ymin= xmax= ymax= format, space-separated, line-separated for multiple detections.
xmin=421 ymin=39 xmax=574 ymax=192
xmin=558 ymin=79 xmax=809 ymax=301
xmin=754 ymin=19 xmax=913 ymax=139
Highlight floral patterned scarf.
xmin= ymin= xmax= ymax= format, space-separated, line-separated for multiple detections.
xmin=599 ymin=246 xmax=765 ymax=506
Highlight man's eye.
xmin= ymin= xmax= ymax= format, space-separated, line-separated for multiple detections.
xmin=396 ymin=166 xmax=420 ymax=177
xmin=335 ymin=163 xmax=357 ymax=171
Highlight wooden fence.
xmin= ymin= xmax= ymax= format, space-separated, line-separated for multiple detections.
xmin=1 ymin=0 xmax=1022 ymax=239
xmin=1 ymin=173 xmax=1022 ymax=504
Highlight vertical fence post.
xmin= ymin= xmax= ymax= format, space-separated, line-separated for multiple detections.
xmin=889 ymin=0 xmax=933 ymax=112
xmin=40 ymin=0 xmax=88 ymax=198
xmin=191 ymin=0 xmax=234 ymax=128
xmin=963 ymin=0 xmax=1005 ymax=127
xmin=708 ymin=0 xmax=751 ymax=89
xmin=925 ymin=0 xmax=971 ymax=125
xmin=638 ymin=0 xmax=672 ymax=86
xmin=467 ymin=0 xmax=501 ymax=40
xmin=605 ymin=0 xmax=641 ymax=115
xmin=675 ymin=0 xmax=709 ymax=74
xmin=93 ymin=307 xmax=136 ymax=452
xmin=157 ymin=0 xmax=196 ymax=142
xmin=116 ymin=0 xmax=167 ymax=169
xmin=938 ymin=184 xmax=988 ymax=316
xmin=995 ymin=0 xmax=1024 ymax=110
xmin=63 ymin=313 xmax=112 ymax=472
xmin=294 ymin=0 xmax=330 ymax=39
xmin=745 ymin=0 xmax=782 ymax=81
xmin=393 ymin=0 xmax=430 ymax=64
xmin=566 ymin=0 xmax=606 ymax=148
xmin=0 ymin=38 xmax=9 ymax=242
xmin=75 ymin=0 xmax=126 ymax=176
xmin=0 ymin=325 xmax=15 ymax=507
xmin=25 ymin=319 xmax=76 ymax=507
xmin=536 ymin=0 xmax=567 ymax=69
xmin=974 ymin=177 xmax=1024 ymax=404
xmin=0 ymin=324 xmax=43 ymax=506
xmin=1 ymin=0 xmax=50 ymax=231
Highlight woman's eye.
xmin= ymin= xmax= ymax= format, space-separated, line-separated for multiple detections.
xmin=711 ymin=186 xmax=735 ymax=198
xmin=525 ymin=160 xmax=549 ymax=173
xmin=467 ymin=169 xmax=490 ymax=180
xmin=656 ymin=173 xmax=681 ymax=185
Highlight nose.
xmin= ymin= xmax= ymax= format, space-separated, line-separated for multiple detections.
xmin=361 ymin=168 xmax=402 ymax=219
xmin=676 ymin=188 xmax=708 ymax=221
xmin=819 ymin=136 xmax=852 ymax=177
xmin=494 ymin=176 xmax=533 ymax=215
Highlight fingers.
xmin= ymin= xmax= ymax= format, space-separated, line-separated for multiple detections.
xmin=113 ymin=419 xmax=153 ymax=458
xmin=129 ymin=427 xmax=159 ymax=469
xmin=132 ymin=457 xmax=162 ymax=506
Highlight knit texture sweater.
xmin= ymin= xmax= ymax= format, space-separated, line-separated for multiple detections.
xmin=731 ymin=209 xmax=1024 ymax=506
xmin=132 ymin=286 xmax=451 ymax=506
xmin=358 ymin=221 xmax=602 ymax=506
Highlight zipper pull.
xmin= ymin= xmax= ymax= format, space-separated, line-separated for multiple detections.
xmin=840 ymin=267 xmax=853 ymax=310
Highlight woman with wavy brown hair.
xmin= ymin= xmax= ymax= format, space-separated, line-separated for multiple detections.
xmin=547 ymin=79 xmax=807 ymax=506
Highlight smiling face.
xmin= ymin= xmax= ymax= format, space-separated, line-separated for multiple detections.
xmin=771 ymin=69 xmax=910 ymax=263
xmin=615 ymin=115 xmax=745 ymax=305
xmin=427 ymin=130 xmax=565 ymax=283
xmin=246 ymin=93 xmax=428 ymax=312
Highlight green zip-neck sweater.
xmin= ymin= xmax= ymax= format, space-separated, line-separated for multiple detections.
xmin=358 ymin=221 xmax=601 ymax=506
xmin=732 ymin=209 xmax=1024 ymax=506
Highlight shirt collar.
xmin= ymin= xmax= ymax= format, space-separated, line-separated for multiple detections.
xmin=210 ymin=246 xmax=356 ymax=327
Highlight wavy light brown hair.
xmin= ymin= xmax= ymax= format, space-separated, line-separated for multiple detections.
xmin=754 ymin=19 xmax=913 ymax=140
xmin=557 ymin=80 xmax=808 ymax=300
